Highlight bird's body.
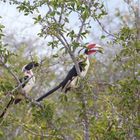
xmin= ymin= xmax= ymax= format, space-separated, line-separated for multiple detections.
xmin=36 ymin=43 xmax=103 ymax=102
xmin=80 ymin=56 xmax=90 ymax=77
xmin=60 ymin=55 xmax=89 ymax=93
xmin=0 ymin=61 xmax=38 ymax=118
xmin=23 ymin=76 xmax=35 ymax=94
xmin=15 ymin=70 xmax=35 ymax=102
xmin=21 ymin=71 xmax=35 ymax=94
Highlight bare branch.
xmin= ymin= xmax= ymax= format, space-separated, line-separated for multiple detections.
xmin=22 ymin=124 xmax=63 ymax=139
xmin=124 ymin=0 xmax=140 ymax=39
xmin=56 ymin=33 xmax=82 ymax=77
xmin=0 ymin=60 xmax=43 ymax=108
xmin=11 ymin=75 xmax=33 ymax=93
xmin=39 ymin=11 xmax=83 ymax=77
xmin=76 ymin=19 xmax=86 ymax=43
xmin=2 ymin=75 xmax=43 ymax=109
xmin=20 ymin=90 xmax=43 ymax=109
xmin=58 ymin=4 xmax=64 ymax=24
xmin=0 ymin=60 xmax=20 ymax=84
xmin=95 ymin=17 xmax=117 ymax=39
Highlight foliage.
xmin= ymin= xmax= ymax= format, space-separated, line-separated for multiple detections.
xmin=14 ymin=0 xmax=107 ymax=52
xmin=0 ymin=0 xmax=140 ymax=140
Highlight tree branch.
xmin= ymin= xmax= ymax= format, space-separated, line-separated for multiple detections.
xmin=56 ymin=33 xmax=82 ymax=77
xmin=22 ymin=124 xmax=64 ymax=139
xmin=41 ymin=12 xmax=83 ymax=77
xmin=0 ymin=61 xmax=43 ymax=108
xmin=95 ymin=17 xmax=118 ymax=39
xmin=58 ymin=4 xmax=64 ymax=24
xmin=76 ymin=19 xmax=86 ymax=42
xmin=20 ymin=90 xmax=43 ymax=109
xmin=0 ymin=60 xmax=20 ymax=84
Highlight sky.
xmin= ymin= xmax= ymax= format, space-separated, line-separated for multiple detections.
xmin=0 ymin=0 xmax=128 ymax=39
xmin=0 ymin=2 xmax=40 ymax=40
xmin=0 ymin=0 xmax=129 ymax=58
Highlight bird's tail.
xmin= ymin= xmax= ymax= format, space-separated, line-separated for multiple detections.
xmin=0 ymin=97 xmax=14 ymax=118
xmin=36 ymin=84 xmax=61 ymax=102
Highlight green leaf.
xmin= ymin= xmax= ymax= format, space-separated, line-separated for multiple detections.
xmin=101 ymin=35 xmax=106 ymax=39
xmin=0 ymin=24 xmax=5 ymax=29
xmin=0 ymin=131 xmax=3 ymax=137
xmin=50 ymin=11 xmax=56 ymax=16
xmin=82 ymin=10 xmax=89 ymax=20
xmin=52 ymin=54 xmax=59 ymax=58
xmin=59 ymin=94 xmax=68 ymax=102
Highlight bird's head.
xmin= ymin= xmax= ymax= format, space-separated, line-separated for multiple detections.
xmin=85 ymin=43 xmax=104 ymax=55
xmin=22 ymin=61 xmax=39 ymax=73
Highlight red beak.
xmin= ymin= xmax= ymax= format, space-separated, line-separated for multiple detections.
xmin=87 ymin=43 xmax=96 ymax=49
xmin=87 ymin=43 xmax=96 ymax=55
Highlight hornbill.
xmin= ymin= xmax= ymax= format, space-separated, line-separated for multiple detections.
xmin=0 ymin=61 xmax=39 ymax=118
xmin=36 ymin=43 xmax=103 ymax=102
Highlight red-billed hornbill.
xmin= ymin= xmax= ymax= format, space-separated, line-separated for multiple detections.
xmin=36 ymin=43 xmax=103 ymax=102
xmin=0 ymin=61 xmax=39 ymax=118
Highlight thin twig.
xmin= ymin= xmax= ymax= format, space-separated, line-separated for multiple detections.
xmin=76 ymin=19 xmax=86 ymax=42
xmin=11 ymin=75 xmax=33 ymax=93
xmin=58 ymin=4 xmax=64 ymax=24
xmin=0 ymin=60 xmax=20 ymax=84
xmin=0 ymin=61 xmax=43 ymax=108
xmin=95 ymin=17 xmax=117 ymax=39
xmin=20 ymin=90 xmax=43 ymax=109
xmin=23 ymin=125 xmax=63 ymax=139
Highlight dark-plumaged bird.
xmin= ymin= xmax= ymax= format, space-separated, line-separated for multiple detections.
xmin=0 ymin=61 xmax=39 ymax=118
xmin=36 ymin=43 xmax=103 ymax=102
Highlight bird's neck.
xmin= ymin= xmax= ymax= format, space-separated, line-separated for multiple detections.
xmin=79 ymin=54 xmax=90 ymax=78
xmin=84 ymin=54 xmax=89 ymax=60
xmin=81 ymin=54 xmax=89 ymax=63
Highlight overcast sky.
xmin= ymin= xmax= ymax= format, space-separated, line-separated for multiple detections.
xmin=0 ymin=0 xmax=128 ymax=39
xmin=0 ymin=0 xmax=131 ymax=64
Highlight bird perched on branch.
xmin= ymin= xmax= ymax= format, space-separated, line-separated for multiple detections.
xmin=36 ymin=43 xmax=103 ymax=102
xmin=0 ymin=61 xmax=39 ymax=118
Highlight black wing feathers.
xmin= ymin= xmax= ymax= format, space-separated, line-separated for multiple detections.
xmin=36 ymin=84 xmax=61 ymax=102
xmin=60 ymin=62 xmax=83 ymax=89
xmin=0 ymin=97 xmax=14 ymax=118
xmin=36 ymin=62 xmax=84 ymax=101
xmin=24 ymin=62 xmax=39 ymax=70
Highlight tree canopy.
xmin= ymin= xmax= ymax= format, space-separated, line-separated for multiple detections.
xmin=0 ymin=0 xmax=140 ymax=140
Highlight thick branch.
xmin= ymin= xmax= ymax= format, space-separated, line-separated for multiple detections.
xmin=46 ymin=14 xmax=82 ymax=77
xmin=56 ymin=33 xmax=82 ymax=77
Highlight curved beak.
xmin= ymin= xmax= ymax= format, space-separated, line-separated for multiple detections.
xmin=95 ymin=46 xmax=104 ymax=54
xmin=87 ymin=44 xmax=104 ymax=54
